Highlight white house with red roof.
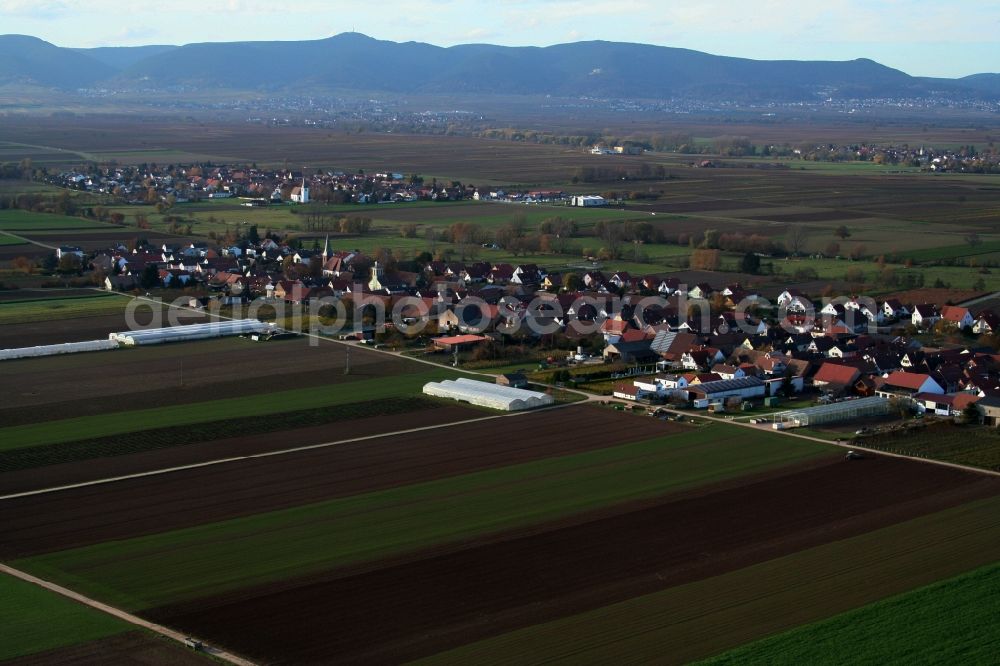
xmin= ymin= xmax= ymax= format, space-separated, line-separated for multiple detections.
xmin=876 ymin=371 xmax=944 ymax=398
xmin=940 ymin=305 xmax=974 ymax=329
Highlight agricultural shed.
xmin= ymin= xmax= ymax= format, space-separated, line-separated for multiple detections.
xmin=431 ymin=334 xmax=488 ymax=351
xmin=497 ymin=372 xmax=528 ymax=389
xmin=423 ymin=378 xmax=554 ymax=411
xmin=687 ymin=376 xmax=766 ymax=408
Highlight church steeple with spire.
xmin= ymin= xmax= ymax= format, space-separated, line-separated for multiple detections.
xmin=322 ymin=234 xmax=332 ymax=262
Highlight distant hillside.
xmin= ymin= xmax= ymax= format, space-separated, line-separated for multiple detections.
xmin=110 ymin=33 xmax=931 ymax=100
xmin=0 ymin=35 xmax=113 ymax=88
xmin=1 ymin=32 xmax=997 ymax=102
xmin=960 ymin=73 xmax=1000 ymax=95
xmin=76 ymin=44 xmax=177 ymax=70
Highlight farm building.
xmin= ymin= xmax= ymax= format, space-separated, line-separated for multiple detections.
xmin=772 ymin=396 xmax=890 ymax=429
xmin=875 ymin=371 xmax=943 ymax=399
xmin=496 ymin=372 xmax=528 ymax=389
xmin=431 ymin=334 xmax=488 ymax=351
xmin=110 ymin=319 xmax=274 ymax=346
xmin=687 ymin=376 xmax=766 ymax=408
xmin=572 ymin=195 xmax=607 ymax=207
xmin=423 ymin=378 xmax=554 ymax=411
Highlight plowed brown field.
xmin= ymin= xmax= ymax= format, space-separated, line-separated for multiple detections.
xmin=0 ymin=335 xmax=411 ymax=421
xmin=0 ymin=404 xmax=479 ymax=495
xmin=2 ymin=631 xmax=209 ymax=666
xmin=0 ymin=406 xmax=683 ymax=557
xmin=142 ymin=456 xmax=1000 ymax=665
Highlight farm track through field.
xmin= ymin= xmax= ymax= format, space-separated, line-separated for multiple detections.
xmin=0 ymin=406 xmax=679 ymax=556
xmin=0 ymin=564 xmax=253 ymax=666
xmin=141 ymin=456 xmax=1000 ymax=665
xmin=0 ymin=405 xmax=478 ymax=494
xmin=0 ymin=229 xmax=57 ymax=251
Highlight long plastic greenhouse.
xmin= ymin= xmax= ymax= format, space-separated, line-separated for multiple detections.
xmin=0 ymin=339 xmax=119 ymax=361
xmin=423 ymin=378 xmax=554 ymax=411
xmin=772 ymin=396 xmax=890 ymax=428
xmin=110 ymin=319 xmax=273 ymax=345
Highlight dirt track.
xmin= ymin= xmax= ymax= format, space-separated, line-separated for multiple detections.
xmin=0 ymin=406 xmax=682 ymax=557
xmin=0 ymin=405 xmax=479 ymax=495
xmin=143 ymin=456 xmax=1000 ymax=665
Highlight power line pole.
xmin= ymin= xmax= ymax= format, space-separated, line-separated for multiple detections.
xmin=344 ymin=343 xmax=351 ymax=375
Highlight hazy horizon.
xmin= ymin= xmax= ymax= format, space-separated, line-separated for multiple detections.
xmin=1 ymin=0 xmax=998 ymax=79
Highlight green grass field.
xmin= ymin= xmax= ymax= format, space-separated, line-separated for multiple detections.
xmin=14 ymin=424 xmax=831 ymax=610
xmin=0 ymin=210 xmax=116 ymax=231
xmin=898 ymin=239 xmax=1000 ymax=264
xmin=0 ymin=293 xmax=124 ymax=324
xmin=0 ymin=574 xmax=129 ymax=661
xmin=701 ymin=560 xmax=1000 ymax=665
xmin=0 ymin=367 xmax=458 ymax=450
xmin=0 ymin=233 xmax=29 ymax=246
xmin=423 ymin=494 xmax=1000 ymax=665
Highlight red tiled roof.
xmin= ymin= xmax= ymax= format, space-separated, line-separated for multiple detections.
xmin=940 ymin=305 xmax=970 ymax=323
xmin=814 ymin=362 xmax=862 ymax=386
xmin=884 ymin=371 xmax=931 ymax=390
xmin=432 ymin=334 xmax=488 ymax=345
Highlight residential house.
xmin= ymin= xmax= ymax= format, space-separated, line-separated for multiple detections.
xmin=876 ymin=371 xmax=944 ymax=398
xmin=911 ymin=304 xmax=941 ymax=328
xmin=940 ymin=305 xmax=974 ymax=330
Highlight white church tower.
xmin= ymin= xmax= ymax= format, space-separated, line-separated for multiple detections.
xmin=368 ymin=261 xmax=384 ymax=291
xmin=291 ymin=177 xmax=310 ymax=204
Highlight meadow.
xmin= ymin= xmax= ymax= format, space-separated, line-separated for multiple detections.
xmin=0 ymin=209 xmax=117 ymax=231
xmin=0 ymin=573 xmax=129 ymax=661
xmin=0 ymin=293 xmax=126 ymax=324
xmin=702 ymin=560 xmax=1000 ymax=665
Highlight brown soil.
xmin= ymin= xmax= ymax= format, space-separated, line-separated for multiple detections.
xmin=0 ymin=404 xmax=478 ymax=495
xmin=0 ymin=406 xmax=684 ymax=557
xmin=143 ymin=456 xmax=1000 ymax=665
xmin=628 ymin=199 xmax=779 ymax=213
xmin=0 ymin=288 xmax=104 ymax=303
xmin=0 ymin=309 xmax=203 ymax=349
xmin=744 ymin=210 xmax=872 ymax=223
xmin=0 ymin=335 xmax=411 ymax=421
xmin=0 ymin=245 xmax=50 ymax=261
xmin=886 ymin=288 xmax=984 ymax=306
xmin=2 ymin=630 xmax=209 ymax=666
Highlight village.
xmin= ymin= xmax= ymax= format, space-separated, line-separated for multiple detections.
xmin=42 ymin=163 xmax=575 ymax=206
xmin=39 ymin=224 xmax=1000 ymax=434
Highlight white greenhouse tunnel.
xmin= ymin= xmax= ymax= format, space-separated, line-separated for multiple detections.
xmin=423 ymin=378 xmax=554 ymax=411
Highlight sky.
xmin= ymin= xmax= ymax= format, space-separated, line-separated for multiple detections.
xmin=1 ymin=0 xmax=998 ymax=78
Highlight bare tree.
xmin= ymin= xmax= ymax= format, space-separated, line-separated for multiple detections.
xmin=595 ymin=220 xmax=623 ymax=259
xmin=426 ymin=226 xmax=440 ymax=254
xmin=786 ymin=225 xmax=809 ymax=256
